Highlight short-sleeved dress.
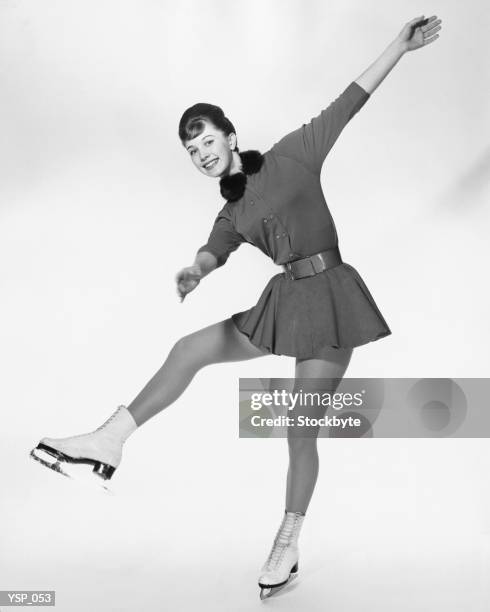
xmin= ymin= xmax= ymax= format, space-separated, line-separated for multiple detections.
xmin=198 ymin=81 xmax=391 ymax=359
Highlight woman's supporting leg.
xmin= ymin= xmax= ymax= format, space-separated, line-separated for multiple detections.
xmin=127 ymin=318 xmax=269 ymax=426
xmin=285 ymin=346 xmax=353 ymax=514
xmin=258 ymin=353 xmax=354 ymax=595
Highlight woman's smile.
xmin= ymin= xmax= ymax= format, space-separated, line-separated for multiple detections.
xmin=202 ymin=158 xmax=219 ymax=171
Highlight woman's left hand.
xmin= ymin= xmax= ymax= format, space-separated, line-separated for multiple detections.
xmin=397 ymin=15 xmax=442 ymax=52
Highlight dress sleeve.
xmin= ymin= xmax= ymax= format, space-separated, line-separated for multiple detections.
xmin=271 ymin=81 xmax=370 ymax=174
xmin=197 ymin=205 xmax=245 ymax=268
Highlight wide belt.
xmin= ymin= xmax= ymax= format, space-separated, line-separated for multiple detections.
xmin=282 ymin=246 xmax=342 ymax=280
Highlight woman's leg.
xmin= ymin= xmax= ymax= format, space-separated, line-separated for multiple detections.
xmin=127 ymin=318 xmax=269 ymax=426
xmin=285 ymin=346 xmax=353 ymax=514
xmin=30 ymin=317 xmax=267 ymax=481
xmin=258 ymin=353 xmax=353 ymax=594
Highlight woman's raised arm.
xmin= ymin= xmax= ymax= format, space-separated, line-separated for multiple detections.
xmin=355 ymin=15 xmax=442 ymax=95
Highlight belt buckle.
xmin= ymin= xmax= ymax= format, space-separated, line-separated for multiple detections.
xmin=310 ymin=254 xmax=325 ymax=274
xmin=307 ymin=258 xmax=316 ymax=276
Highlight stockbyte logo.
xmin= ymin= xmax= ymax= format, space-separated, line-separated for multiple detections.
xmin=238 ymin=378 xmax=479 ymax=438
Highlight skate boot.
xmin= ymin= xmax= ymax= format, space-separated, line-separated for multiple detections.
xmin=29 ymin=405 xmax=138 ymax=488
xmin=258 ymin=510 xmax=305 ymax=600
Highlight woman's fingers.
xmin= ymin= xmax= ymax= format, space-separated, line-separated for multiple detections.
xmin=425 ymin=25 xmax=442 ymax=37
xmin=423 ymin=34 xmax=440 ymax=46
xmin=406 ymin=14 xmax=440 ymax=32
xmin=177 ymin=278 xmax=199 ymax=301
xmin=181 ymin=268 xmax=202 ymax=281
xmin=421 ymin=17 xmax=442 ymax=46
xmin=175 ymin=265 xmax=202 ymax=301
xmin=422 ymin=18 xmax=442 ymax=34
xmin=175 ymin=267 xmax=202 ymax=283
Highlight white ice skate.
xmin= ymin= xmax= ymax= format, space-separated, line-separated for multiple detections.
xmin=29 ymin=405 xmax=138 ymax=490
xmin=258 ymin=511 xmax=305 ymax=600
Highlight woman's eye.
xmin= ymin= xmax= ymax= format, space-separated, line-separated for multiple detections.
xmin=204 ymin=140 xmax=213 ymax=146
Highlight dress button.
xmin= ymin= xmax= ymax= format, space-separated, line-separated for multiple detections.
xmin=263 ymin=218 xmax=268 ymax=223
xmin=282 ymin=233 xmax=287 ymax=237
xmin=275 ymin=234 xmax=280 ymax=239
xmin=250 ymin=200 xmax=255 ymax=205
xmin=269 ymin=214 xmax=274 ymax=219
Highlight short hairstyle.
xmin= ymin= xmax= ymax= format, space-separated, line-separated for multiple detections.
xmin=178 ymin=103 xmax=238 ymax=150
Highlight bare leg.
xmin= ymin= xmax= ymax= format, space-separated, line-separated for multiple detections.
xmin=127 ymin=318 xmax=269 ymax=426
xmin=285 ymin=346 xmax=353 ymax=514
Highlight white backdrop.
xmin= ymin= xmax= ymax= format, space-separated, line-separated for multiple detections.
xmin=1 ymin=1 xmax=489 ymax=611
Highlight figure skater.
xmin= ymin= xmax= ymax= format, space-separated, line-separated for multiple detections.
xmin=30 ymin=14 xmax=442 ymax=599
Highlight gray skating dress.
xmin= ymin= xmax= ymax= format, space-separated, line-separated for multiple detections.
xmin=198 ymin=81 xmax=391 ymax=359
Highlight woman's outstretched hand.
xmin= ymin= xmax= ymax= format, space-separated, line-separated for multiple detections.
xmin=175 ymin=265 xmax=202 ymax=302
xmin=397 ymin=15 xmax=442 ymax=52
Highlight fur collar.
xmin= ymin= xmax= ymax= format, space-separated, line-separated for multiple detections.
xmin=219 ymin=150 xmax=264 ymax=202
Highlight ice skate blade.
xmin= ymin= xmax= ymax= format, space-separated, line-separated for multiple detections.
xmin=32 ymin=443 xmax=116 ymax=480
xmin=29 ymin=449 xmax=71 ymax=479
xmin=259 ymin=564 xmax=298 ymax=600
xmin=29 ymin=448 xmax=114 ymax=495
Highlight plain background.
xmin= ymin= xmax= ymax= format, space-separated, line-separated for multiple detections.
xmin=1 ymin=0 xmax=489 ymax=610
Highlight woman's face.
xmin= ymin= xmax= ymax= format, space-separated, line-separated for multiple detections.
xmin=184 ymin=120 xmax=237 ymax=178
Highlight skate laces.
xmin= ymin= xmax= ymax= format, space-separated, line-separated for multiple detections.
xmin=266 ymin=541 xmax=288 ymax=570
xmin=265 ymin=513 xmax=303 ymax=570
xmin=94 ymin=405 xmax=127 ymax=432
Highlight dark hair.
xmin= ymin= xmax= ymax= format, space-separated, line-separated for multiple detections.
xmin=178 ymin=103 xmax=238 ymax=150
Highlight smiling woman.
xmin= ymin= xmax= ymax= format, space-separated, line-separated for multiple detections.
xmin=29 ymin=11 xmax=443 ymax=602
xmin=178 ymin=102 xmax=241 ymax=178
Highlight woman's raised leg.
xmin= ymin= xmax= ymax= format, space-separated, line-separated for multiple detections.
xmin=30 ymin=318 xmax=269 ymax=481
xmin=127 ymin=317 xmax=269 ymax=426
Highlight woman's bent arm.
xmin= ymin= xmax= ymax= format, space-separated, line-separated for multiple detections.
xmin=194 ymin=250 xmax=218 ymax=278
xmin=175 ymin=252 xmax=217 ymax=302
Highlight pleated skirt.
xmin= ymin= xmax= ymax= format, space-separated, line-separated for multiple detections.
xmin=231 ymin=262 xmax=391 ymax=359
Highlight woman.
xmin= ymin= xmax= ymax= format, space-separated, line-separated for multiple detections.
xmin=30 ymin=14 xmax=442 ymax=599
